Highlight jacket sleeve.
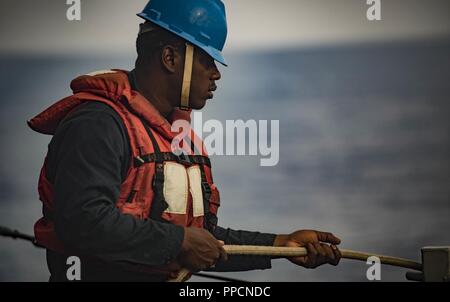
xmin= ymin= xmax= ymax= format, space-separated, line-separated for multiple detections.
xmin=47 ymin=106 xmax=184 ymax=267
xmin=209 ymin=225 xmax=276 ymax=272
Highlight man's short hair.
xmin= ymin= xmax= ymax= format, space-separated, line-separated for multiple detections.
xmin=136 ymin=22 xmax=185 ymax=66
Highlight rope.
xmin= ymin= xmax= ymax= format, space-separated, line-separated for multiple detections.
xmin=1 ymin=226 xmax=423 ymax=282
xmin=0 ymin=225 xmax=246 ymax=282
xmin=170 ymin=245 xmax=422 ymax=282
xmin=0 ymin=225 xmax=41 ymax=247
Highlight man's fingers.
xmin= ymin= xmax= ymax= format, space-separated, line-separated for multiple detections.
xmin=219 ymin=246 xmax=228 ymax=262
xmin=316 ymin=231 xmax=341 ymax=245
xmin=321 ymin=243 xmax=336 ymax=261
xmin=166 ymin=261 xmax=182 ymax=271
xmin=305 ymin=243 xmax=318 ymax=267
xmin=306 ymin=242 xmax=318 ymax=256
xmin=168 ymin=271 xmax=180 ymax=279
xmin=313 ymin=242 xmax=327 ymax=258
xmin=330 ymin=245 xmax=341 ymax=266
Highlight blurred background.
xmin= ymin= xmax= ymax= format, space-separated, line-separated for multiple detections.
xmin=0 ymin=0 xmax=449 ymax=281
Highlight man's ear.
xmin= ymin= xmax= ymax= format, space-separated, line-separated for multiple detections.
xmin=161 ymin=45 xmax=182 ymax=73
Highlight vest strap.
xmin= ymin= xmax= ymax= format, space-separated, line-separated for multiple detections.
xmin=137 ymin=116 xmax=211 ymax=167
xmin=134 ymin=153 xmax=211 ymax=168
xmin=139 ymin=117 xmax=217 ymax=230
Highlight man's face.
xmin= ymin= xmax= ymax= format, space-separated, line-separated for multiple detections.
xmin=188 ymin=48 xmax=222 ymax=110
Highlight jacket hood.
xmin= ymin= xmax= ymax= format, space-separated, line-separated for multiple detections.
xmin=28 ymin=69 xmax=192 ymax=140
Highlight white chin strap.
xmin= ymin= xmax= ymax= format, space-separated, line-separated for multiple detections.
xmin=180 ymin=43 xmax=194 ymax=111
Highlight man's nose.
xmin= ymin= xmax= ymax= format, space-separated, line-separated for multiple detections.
xmin=211 ymin=64 xmax=221 ymax=81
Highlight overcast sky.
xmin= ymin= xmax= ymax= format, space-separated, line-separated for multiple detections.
xmin=0 ymin=0 xmax=449 ymax=55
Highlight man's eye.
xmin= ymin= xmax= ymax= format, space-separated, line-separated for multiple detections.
xmin=200 ymin=52 xmax=214 ymax=66
xmin=207 ymin=58 xmax=215 ymax=68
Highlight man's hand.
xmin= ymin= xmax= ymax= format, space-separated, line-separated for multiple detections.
xmin=274 ymin=230 xmax=342 ymax=268
xmin=177 ymin=227 xmax=228 ymax=272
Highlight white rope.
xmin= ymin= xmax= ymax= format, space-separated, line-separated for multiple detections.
xmin=169 ymin=245 xmax=422 ymax=282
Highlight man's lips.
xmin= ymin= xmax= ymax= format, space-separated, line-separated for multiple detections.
xmin=207 ymin=85 xmax=217 ymax=99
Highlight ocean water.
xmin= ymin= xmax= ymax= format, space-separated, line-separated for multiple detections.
xmin=1 ymin=40 xmax=449 ymax=281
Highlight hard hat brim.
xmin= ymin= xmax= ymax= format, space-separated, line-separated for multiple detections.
xmin=201 ymin=45 xmax=228 ymax=67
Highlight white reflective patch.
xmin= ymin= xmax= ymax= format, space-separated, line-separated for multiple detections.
xmin=187 ymin=166 xmax=204 ymax=217
xmin=163 ymin=162 xmax=188 ymax=214
xmin=85 ymin=70 xmax=117 ymax=77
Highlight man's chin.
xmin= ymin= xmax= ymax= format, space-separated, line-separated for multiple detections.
xmin=189 ymin=99 xmax=208 ymax=110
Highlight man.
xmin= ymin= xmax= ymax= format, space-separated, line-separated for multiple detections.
xmin=28 ymin=0 xmax=341 ymax=281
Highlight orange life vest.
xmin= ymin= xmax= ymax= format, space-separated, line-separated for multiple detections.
xmin=28 ymin=69 xmax=220 ymax=254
